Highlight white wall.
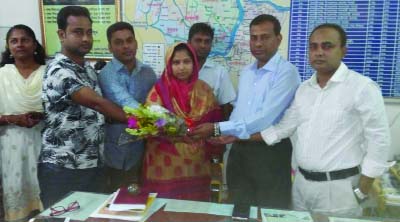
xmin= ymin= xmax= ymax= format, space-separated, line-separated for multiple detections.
xmin=1 ymin=0 xmax=399 ymax=159
xmin=0 ymin=0 xmax=42 ymax=47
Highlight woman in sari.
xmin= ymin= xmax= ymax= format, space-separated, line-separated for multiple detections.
xmin=0 ymin=24 xmax=46 ymax=222
xmin=142 ymin=42 xmax=223 ymax=201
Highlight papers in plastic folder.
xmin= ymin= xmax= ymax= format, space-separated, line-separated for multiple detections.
xmin=164 ymin=199 xmax=234 ymax=216
xmin=261 ymin=208 xmax=312 ymax=222
xmin=328 ymin=217 xmax=382 ymax=222
xmin=163 ymin=199 xmax=258 ymax=218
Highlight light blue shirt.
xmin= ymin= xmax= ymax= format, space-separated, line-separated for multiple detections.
xmin=99 ymin=58 xmax=157 ymax=170
xmin=219 ymin=53 xmax=300 ymax=139
xmin=99 ymin=58 xmax=156 ymax=109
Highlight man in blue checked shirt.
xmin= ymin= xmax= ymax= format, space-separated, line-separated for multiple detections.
xmin=99 ymin=22 xmax=157 ymax=192
xmin=189 ymin=14 xmax=300 ymax=208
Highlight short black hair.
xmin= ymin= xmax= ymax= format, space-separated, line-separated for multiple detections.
xmin=0 ymin=24 xmax=47 ymax=67
xmin=310 ymin=23 xmax=347 ymax=47
xmin=107 ymin=22 xmax=135 ymax=44
xmin=250 ymin=14 xmax=281 ymax=35
xmin=188 ymin=22 xmax=214 ymax=41
xmin=57 ymin=6 xmax=92 ymax=30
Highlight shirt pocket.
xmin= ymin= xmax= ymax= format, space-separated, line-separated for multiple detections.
xmin=320 ymin=106 xmax=347 ymax=135
xmin=297 ymin=105 xmax=312 ymax=126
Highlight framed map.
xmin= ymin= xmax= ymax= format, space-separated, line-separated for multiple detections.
xmin=39 ymin=0 xmax=120 ymax=58
xmin=120 ymin=0 xmax=291 ymax=80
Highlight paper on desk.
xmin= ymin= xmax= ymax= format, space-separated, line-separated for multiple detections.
xmin=40 ymin=192 xmax=109 ymax=221
xmin=90 ymin=194 xmax=145 ymax=221
xmin=261 ymin=208 xmax=312 ymax=222
xmin=328 ymin=217 xmax=382 ymax=222
xmin=164 ymin=199 xmax=234 ymax=216
xmin=163 ymin=199 xmax=259 ymax=218
xmin=140 ymin=198 xmax=168 ymax=222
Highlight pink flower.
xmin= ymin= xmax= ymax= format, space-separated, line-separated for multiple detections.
xmin=128 ymin=117 xmax=138 ymax=129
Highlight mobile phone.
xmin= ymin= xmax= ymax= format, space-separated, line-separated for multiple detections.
xmin=232 ymin=204 xmax=250 ymax=221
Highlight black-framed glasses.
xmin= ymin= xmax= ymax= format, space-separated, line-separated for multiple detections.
xmin=50 ymin=201 xmax=80 ymax=216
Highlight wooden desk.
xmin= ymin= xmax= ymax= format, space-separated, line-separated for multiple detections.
xmin=35 ymin=192 xmax=400 ymax=222
xmin=36 ymin=192 xmax=242 ymax=222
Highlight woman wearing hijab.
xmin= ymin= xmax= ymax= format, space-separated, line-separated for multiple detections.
xmin=142 ymin=42 xmax=223 ymax=201
xmin=0 ymin=24 xmax=46 ymax=222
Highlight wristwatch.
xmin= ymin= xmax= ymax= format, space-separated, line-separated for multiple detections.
xmin=213 ymin=123 xmax=221 ymax=137
xmin=353 ymin=187 xmax=368 ymax=202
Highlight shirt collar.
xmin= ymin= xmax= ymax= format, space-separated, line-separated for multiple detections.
xmin=111 ymin=57 xmax=144 ymax=74
xmin=329 ymin=62 xmax=348 ymax=82
xmin=308 ymin=62 xmax=348 ymax=86
xmin=250 ymin=52 xmax=280 ymax=73
xmin=55 ymin=53 xmax=91 ymax=69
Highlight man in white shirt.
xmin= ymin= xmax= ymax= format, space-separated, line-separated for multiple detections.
xmin=188 ymin=22 xmax=236 ymax=120
xmin=252 ymin=23 xmax=390 ymax=217
xmin=188 ymin=23 xmax=237 ymax=199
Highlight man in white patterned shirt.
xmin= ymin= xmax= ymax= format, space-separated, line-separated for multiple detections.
xmin=40 ymin=6 xmax=127 ymax=208
xmin=252 ymin=23 xmax=390 ymax=217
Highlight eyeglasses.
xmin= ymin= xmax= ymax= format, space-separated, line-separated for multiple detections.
xmin=50 ymin=201 xmax=80 ymax=216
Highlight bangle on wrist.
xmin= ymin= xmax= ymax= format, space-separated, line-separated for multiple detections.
xmin=213 ymin=123 xmax=221 ymax=137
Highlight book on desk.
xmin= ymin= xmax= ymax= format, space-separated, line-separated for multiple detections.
xmin=108 ymin=188 xmax=153 ymax=211
xmin=90 ymin=190 xmax=157 ymax=221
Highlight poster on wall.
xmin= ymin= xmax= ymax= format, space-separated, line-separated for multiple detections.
xmin=39 ymin=0 xmax=119 ymax=59
xmin=119 ymin=0 xmax=291 ymax=80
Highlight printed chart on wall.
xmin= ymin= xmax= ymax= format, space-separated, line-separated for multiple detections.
xmin=289 ymin=0 xmax=400 ymax=97
xmin=39 ymin=0 xmax=119 ymax=58
xmin=121 ymin=0 xmax=291 ymax=83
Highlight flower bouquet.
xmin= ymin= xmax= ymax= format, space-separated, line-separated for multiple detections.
xmin=124 ymin=105 xmax=191 ymax=138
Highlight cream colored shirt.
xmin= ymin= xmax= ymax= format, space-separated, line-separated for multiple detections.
xmin=0 ymin=64 xmax=44 ymax=115
xmin=261 ymin=62 xmax=390 ymax=178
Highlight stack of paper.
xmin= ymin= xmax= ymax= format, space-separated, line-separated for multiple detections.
xmin=90 ymin=190 xmax=157 ymax=221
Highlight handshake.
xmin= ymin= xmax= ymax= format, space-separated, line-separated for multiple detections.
xmin=187 ymin=122 xmax=239 ymax=145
